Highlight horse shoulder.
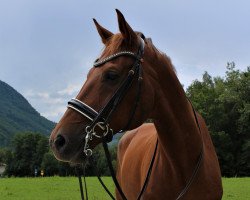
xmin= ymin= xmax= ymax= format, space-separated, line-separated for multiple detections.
xmin=117 ymin=128 xmax=138 ymax=161
xmin=116 ymin=123 xmax=157 ymax=199
xmin=117 ymin=123 xmax=156 ymax=160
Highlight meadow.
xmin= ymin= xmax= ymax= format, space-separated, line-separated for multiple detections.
xmin=0 ymin=177 xmax=249 ymax=200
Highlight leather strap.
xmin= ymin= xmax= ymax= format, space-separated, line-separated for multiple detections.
xmin=68 ymin=98 xmax=98 ymax=120
xmin=102 ymin=140 xmax=128 ymax=200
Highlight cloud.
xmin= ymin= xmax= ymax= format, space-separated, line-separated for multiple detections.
xmin=23 ymin=89 xmax=68 ymax=122
xmin=1 ymin=0 xmax=249 ymax=123
xmin=58 ymin=83 xmax=82 ymax=96
xmin=41 ymin=106 xmax=67 ymax=119
xmin=25 ymin=90 xmax=65 ymax=104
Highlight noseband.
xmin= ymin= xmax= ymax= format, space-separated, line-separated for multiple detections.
xmin=68 ymin=37 xmax=145 ymax=156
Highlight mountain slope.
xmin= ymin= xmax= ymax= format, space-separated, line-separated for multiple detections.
xmin=0 ymin=80 xmax=55 ymax=146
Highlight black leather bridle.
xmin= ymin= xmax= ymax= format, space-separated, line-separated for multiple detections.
xmin=68 ymin=37 xmax=156 ymax=200
xmin=68 ymin=37 xmax=145 ymax=157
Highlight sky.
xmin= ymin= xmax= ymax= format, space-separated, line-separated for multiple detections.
xmin=0 ymin=0 xmax=249 ymax=122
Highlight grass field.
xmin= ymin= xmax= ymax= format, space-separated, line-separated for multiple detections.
xmin=0 ymin=177 xmax=249 ymax=199
xmin=222 ymin=178 xmax=250 ymax=200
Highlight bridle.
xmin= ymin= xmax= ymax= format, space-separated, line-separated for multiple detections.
xmin=67 ymin=36 xmax=204 ymax=200
xmin=68 ymin=37 xmax=154 ymax=200
xmin=68 ymin=37 xmax=145 ymax=157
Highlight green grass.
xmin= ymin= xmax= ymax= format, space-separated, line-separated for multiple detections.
xmin=0 ymin=177 xmax=114 ymax=200
xmin=222 ymin=178 xmax=250 ymax=200
xmin=0 ymin=177 xmax=249 ymax=199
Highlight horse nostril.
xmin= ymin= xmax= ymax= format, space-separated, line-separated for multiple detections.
xmin=54 ymin=134 xmax=66 ymax=150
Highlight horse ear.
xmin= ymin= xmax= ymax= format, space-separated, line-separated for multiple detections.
xmin=116 ymin=9 xmax=137 ymax=42
xmin=93 ymin=19 xmax=114 ymax=44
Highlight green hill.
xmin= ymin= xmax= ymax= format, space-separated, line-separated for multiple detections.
xmin=0 ymin=80 xmax=55 ymax=147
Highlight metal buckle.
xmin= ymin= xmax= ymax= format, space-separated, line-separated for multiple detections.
xmin=83 ymin=127 xmax=93 ymax=157
xmin=92 ymin=122 xmax=112 ymax=138
xmin=83 ymin=122 xmax=113 ymax=157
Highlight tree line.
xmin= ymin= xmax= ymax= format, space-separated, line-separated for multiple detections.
xmin=186 ymin=63 xmax=249 ymax=177
xmin=0 ymin=132 xmax=117 ymax=177
xmin=0 ymin=63 xmax=249 ymax=177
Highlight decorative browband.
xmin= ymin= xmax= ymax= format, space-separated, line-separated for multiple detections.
xmin=94 ymin=51 xmax=137 ymax=67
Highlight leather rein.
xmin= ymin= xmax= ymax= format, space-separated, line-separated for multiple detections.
xmin=67 ymin=37 xmax=204 ymax=200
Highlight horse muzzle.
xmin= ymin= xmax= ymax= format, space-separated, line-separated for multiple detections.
xmin=49 ymin=125 xmax=87 ymax=163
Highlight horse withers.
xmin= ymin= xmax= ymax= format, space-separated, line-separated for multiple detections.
xmin=50 ymin=9 xmax=223 ymax=200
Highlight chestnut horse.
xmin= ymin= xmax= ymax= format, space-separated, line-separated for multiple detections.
xmin=50 ymin=10 xmax=223 ymax=200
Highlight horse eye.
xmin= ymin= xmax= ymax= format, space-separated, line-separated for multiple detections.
xmin=104 ymin=71 xmax=119 ymax=81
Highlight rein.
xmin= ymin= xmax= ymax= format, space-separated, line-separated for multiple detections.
xmin=68 ymin=37 xmax=204 ymax=199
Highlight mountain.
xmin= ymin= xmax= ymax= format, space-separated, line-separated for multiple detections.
xmin=0 ymin=80 xmax=55 ymax=147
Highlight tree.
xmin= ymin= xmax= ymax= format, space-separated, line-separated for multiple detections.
xmin=0 ymin=148 xmax=8 ymax=163
xmin=41 ymin=151 xmax=59 ymax=176
xmin=4 ymin=131 xmax=118 ymax=177
xmin=186 ymin=63 xmax=250 ymax=176
xmin=5 ymin=132 xmax=49 ymax=176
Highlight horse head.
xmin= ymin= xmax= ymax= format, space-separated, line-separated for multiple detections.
xmin=50 ymin=9 xmax=158 ymax=163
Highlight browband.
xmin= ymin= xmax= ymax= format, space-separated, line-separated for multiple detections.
xmin=94 ymin=37 xmax=145 ymax=68
xmin=94 ymin=51 xmax=137 ymax=67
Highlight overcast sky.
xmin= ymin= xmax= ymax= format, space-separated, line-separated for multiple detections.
xmin=0 ymin=0 xmax=249 ymax=122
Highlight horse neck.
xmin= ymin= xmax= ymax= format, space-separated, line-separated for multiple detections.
xmin=149 ymin=58 xmax=202 ymax=173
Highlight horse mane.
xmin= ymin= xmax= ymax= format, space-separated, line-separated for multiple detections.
xmin=101 ymin=33 xmax=139 ymax=56
xmin=145 ymin=37 xmax=176 ymax=73
xmin=100 ymin=32 xmax=176 ymax=73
